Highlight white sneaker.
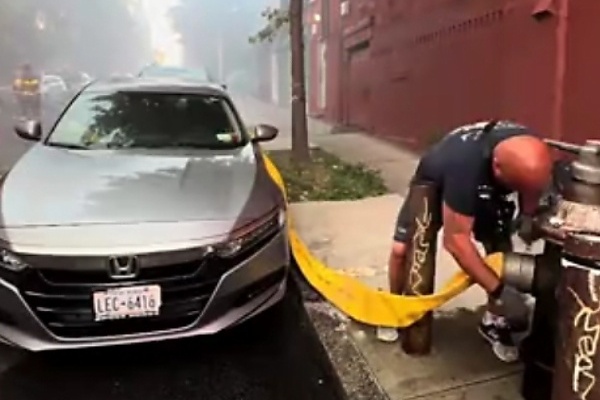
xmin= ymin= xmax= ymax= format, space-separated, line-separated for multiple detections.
xmin=376 ymin=326 xmax=399 ymax=343
xmin=489 ymin=340 xmax=520 ymax=363
xmin=478 ymin=313 xmax=520 ymax=363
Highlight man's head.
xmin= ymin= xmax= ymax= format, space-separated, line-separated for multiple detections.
xmin=492 ymin=135 xmax=553 ymax=214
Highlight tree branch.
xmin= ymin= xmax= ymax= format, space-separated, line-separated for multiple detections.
xmin=249 ymin=7 xmax=289 ymax=44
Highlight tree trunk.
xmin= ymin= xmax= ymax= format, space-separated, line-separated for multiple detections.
xmin=289 ymin=0 xmax=310 ymax=163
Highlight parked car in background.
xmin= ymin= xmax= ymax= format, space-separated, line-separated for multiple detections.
xmin=138 ymin=64 xmax=225 ymax=89
xmin=80 ymin=72 xmax=93 ymax=85
xmin=2 ymin=76 xmax=288 ymax=351
xmin=40 ymin=74 xmax=69 ymax=105
xmin=109 ymin=72 xmax=135 ymax=80
xmin=63 ymin=71 xmax=93 ymax=91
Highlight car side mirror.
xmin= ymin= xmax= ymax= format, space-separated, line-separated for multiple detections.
xmin=251 ymin=124 xmax=279 ymax=143
xmin=14 ymin=119 xmax=42 ymax=142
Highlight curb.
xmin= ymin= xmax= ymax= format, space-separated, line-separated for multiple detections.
xmin=292 ymin=267 xmax=389 ymax=400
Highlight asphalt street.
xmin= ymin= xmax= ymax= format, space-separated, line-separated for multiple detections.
xmin=0 ymin=95 xmax=348 ymax=400
xmin=0 ymin=281 xmax=346 ymax=400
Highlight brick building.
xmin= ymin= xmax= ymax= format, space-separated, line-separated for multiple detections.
xmin=306 ymin=0 xmax=600 ymax=151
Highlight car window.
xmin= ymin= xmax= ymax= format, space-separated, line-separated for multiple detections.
xmin=46 ymin=91 xmax=246 ymax=150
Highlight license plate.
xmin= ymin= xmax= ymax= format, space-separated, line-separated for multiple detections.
xmin=93 ymin=285 xmax=161 ymax=321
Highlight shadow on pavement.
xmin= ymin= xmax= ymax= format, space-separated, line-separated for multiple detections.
xmin=0 ymin=280 xmax=347 ymax=400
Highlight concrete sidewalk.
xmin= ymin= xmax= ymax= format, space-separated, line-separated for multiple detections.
xmin=236 ymin=95 xmax=524 ymax=400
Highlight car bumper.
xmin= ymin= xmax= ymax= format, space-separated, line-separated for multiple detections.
xmin=0 ymin=228 xmax=290 ymax=351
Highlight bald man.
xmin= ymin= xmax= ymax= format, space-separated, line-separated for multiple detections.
xmin=378 ymin=120 xmax=552 ymax=363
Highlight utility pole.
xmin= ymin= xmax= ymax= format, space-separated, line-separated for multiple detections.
xmin=217 ymin=30 xmax=224 ymax=82
xmin=289 ymin=0 xmax=310 ymax=163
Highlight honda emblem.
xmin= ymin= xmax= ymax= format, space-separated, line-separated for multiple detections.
xmin=108 ymin=255 xmax=139 ymax=279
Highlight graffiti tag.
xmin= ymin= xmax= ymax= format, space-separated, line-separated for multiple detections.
xmin=570 ymin=269 xmax=600 ymax=400
xmin=408 ymin=197 xmax=432 ymax=295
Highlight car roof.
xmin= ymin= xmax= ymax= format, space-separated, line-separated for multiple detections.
xmin=84 ymin=76 xmax=228 ymax=97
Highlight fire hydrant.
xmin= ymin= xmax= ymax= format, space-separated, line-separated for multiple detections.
xmin=496 ymin=140 xmax=600 ymax=400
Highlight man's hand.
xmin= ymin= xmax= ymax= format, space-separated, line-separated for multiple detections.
xmin=489 ymin=284 xmax=529 ymax=323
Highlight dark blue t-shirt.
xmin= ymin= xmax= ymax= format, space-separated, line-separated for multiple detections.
xmin=416 ymin=120 xmax=531 ymax=217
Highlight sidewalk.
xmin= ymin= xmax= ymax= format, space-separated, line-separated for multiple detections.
xmin=236 ymin=95 xmax=524 ymax=400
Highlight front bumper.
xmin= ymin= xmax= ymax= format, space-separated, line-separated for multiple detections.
xmin=0 ymin=228 xmax=290 ymax=351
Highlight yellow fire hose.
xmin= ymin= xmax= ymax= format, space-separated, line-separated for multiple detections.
xmin=262 ymin=153 xmax=505 ymax=328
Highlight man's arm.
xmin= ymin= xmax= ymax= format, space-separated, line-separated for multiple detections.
xmin=441 ymin=155 xmax=503 ymax=294
xmin=442 ymin=204 xmax=502 ymax=293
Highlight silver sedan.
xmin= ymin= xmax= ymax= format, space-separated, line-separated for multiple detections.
xmin=0 ymin=77 xmax=290 ymax=351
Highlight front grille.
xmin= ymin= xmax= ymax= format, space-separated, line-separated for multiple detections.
xmin=39 ymin=260 xmax=202 ymax=286
xmin=20 ymin=259 xmax=230 ymax=338
xmin=16 ymin=221 xmax=282 ymax=339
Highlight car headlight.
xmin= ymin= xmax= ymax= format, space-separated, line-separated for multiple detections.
xmin=0 ymin=249 xmax=29 ymax=272
xmin=216 ymin=208 xmax=286 ymax=258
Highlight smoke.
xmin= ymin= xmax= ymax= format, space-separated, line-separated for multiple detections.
xmin=170 ymin=0 xmax=281 ymax=94
xmin=141 ymin=0 xmax=183 ymax=66
xmin=0 ymin=0 xmax=280 ymax=88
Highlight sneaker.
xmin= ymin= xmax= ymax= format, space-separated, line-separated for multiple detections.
xmin=478 ymin=315 xmax=520 ymax=363
xmin=376 ymin=326 xmax=399 ymax=343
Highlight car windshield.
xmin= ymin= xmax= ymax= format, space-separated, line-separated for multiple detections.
xmin=142 ymin=66 xmax=209 ymax=82
xmin=46 ymin=91 xmax=246 ymax=150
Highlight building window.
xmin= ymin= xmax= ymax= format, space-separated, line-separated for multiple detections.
xmin=341 ymin=1 xmax=350 ymax=16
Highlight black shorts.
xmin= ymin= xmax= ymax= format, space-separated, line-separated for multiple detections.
xmin=393 ymin=177 xmax=443 ymax=243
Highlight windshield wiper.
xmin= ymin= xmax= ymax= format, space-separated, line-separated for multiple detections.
xmin=46 ymin=142 xmax=88 ymax=150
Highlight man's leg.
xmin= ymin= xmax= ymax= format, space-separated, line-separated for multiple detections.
xmin=388 ymin=241 xmax=408 ymax=295
xmin=478 ymin=243 xmax=522 ymax=363
xmin=479 ymin=298 xmax=521 ymax=363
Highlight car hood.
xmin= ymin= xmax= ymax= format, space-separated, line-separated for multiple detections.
xmin=0 ymin=143 xmax=282 ymax=230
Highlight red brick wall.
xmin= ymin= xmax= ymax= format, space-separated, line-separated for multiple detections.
xmin=562 ymin=0 xmax=600 ymax=144
xmin=316 ymin=0 xmax=600 ymax=151
xmin=499 ymin=0 xmax=558 ymax=142
xmin=325 ymin=0 xmax=344 ymax=123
